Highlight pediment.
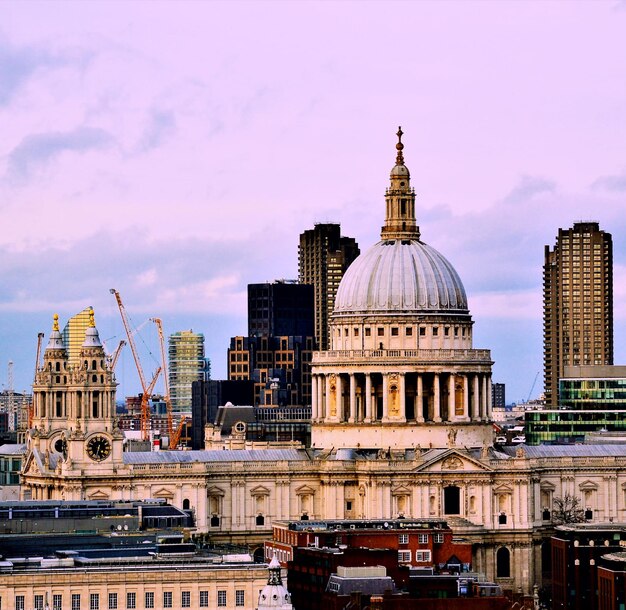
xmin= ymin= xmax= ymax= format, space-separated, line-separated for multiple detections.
xmin=540 ymin=481 xmax=556 ymax=491
xmin=391 ymin=485 xmax=412 ymax=496
xmin=295 ymin=484 xmax=316 ymax=496
xmin=250 ymin=485 xmax=270 ymax=497
xmin=493 ymin=484 xmax=513 ymax=495
xmin=207 ymin=486 xmax=225 ymax=497
xmin=87 ymin=489 xmax=110 ymax=500
xmin=579 ymin=480 xmax=599 ymax=491
xmin=152 ymin=487 xmax=175 ymax=499
xmin=414 ymin=449 xmax=493 ymax=474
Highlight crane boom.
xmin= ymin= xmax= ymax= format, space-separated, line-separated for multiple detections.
xmin=30 ymin=332 xmax=45 ymax=428
xmin=151 ymin=317 xmax=186 ymax=449
xmin=110 ymin=289 xmax=160 ymax=441
xmin=110 ymin=340 xmax=126 ymax=371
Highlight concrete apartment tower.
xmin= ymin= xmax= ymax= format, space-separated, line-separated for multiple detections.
xmin=169 ymin=330 xmax=208 ymax=413
xmin=298 ymin=224 xmax=359 ymax=351
xmin=543 ymin=222 xmax=613 ymax=407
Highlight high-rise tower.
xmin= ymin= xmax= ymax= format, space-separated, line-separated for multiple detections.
xmin=62 ymin=306 xmax=94 ymax=366
xmin=168 ymin=330 xmax=208 ymax=413
xmin=298 ymin=224 xmax=359 ymax=351
xmin=543 ymin=222 xmax=613 ymax=407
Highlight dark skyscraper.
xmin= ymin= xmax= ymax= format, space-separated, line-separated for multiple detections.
xmin=248 ymin=281 xmax=314 ymax=339
xmin=298 ymin=223 xmax=359 ymax=350
xmin=543 ymin=222 xmax=613 ymax=407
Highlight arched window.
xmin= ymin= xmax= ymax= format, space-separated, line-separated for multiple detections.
xmin=92 ymin=360 xmax=97 ymax=370
xmin=496 ymin=547 xmax=511 ymax=578
xmin=182 ymin=499 xmax=190 ymax=510
xmin=444 ymin=486 xmax=461 ymax=515
xmin=55 ymin=362 xmax=60 ymax=372
xmin=256 ymin=514 xmax=265 ymax=526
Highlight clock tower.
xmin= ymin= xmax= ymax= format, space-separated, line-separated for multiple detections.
xmin=22 ymin=309 xmax=125 ymax=500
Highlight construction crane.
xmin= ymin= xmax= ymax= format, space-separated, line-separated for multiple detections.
xmin=109 ymin=340 xmax=127 ymax=371
xmin=110 ymin=289 xmax=161 ymax=441
xmin=151 ymin=318 xmax=186 ymax=450
xmin=29 ymin=332 xmax=45 ymax=428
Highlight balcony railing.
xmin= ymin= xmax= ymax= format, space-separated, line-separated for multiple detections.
xmin=313 ymin=348 xmax=492 ymax=364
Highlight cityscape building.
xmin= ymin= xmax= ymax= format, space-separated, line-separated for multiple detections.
xmin=62 ymin=306 xmax=94 ymax=366
xmin=227 ymin=335 xmax=314 ymax=407
xmin=248 ymin=281 xmax=314 ymax=339
xmin=298 ymin=223 xmax=359 ymax=350
xmin=169 ymin=330 xmax=209 ymax=413
xmin=492 ymin=383 xmax=506 ymax=409
xmin=543 ymin=222 xmax=613 ymax=407
xmin=526 ymin=365 xmax=626 ymax=445
xmin=19 ymin=129 xmax=626 ymax=598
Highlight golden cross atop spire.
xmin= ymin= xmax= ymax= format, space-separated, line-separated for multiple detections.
xmin=395 ymin=125 xmax=405 ymax=165
xmin=52 ymin=313 xmax=59 ymax=332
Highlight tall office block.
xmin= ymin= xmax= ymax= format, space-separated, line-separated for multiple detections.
xmin=62 ymin=307 xmax=94 ymax=366
xmin=543 ymin=222 xmax=613 ymax=407
xmin=298 ymin=223 xmax=359 ymax=350
xmin=168 ymin=330 xmax=209 ymax=413
xmin=248 ymin=281 xmax=314 ymax=339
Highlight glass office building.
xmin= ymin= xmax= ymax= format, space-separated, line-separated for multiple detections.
xmin=526 ymin=366 xmax=626 ymax=445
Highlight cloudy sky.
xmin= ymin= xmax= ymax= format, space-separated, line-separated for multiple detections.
xmin=1 ymin=1 xmax=625 ymax=404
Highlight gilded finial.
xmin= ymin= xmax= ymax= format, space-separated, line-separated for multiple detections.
xmin=395 ymin=126 xmax=404 ymax=165
xmin=52 ymin=313 xmax=59 ymax=332
xmin=88 ymin=307 xmax=95 ymax=328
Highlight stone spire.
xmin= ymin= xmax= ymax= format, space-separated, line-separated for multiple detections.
xmin=381 ymin=126 xmax=420 ymax=241
xmin=256 ymin=554 xmax=293 ymax=610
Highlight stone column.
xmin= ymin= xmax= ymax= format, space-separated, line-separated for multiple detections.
xmin=336 ymin=374 xmax=343 ymax=422
xmin=382 ymin=374 xmax=389 ymax=421
xmin=487 ymin=375 xmax=493 ymax=419
xmin=311 ymin=374 xmax=318 ymax=420
xmin=365 ymin=374 xmax=372 ymax=422
xmin=416 ymin=375 xmax=424 ymax=422
xmin=399 ymin=373 xmax=406 ymax=421
xmin=481 ymin=374 xmax=487 ymax=420
xmin=448 ymin=374 xmax=455 ymax=422
xmin=473 ymin=375 xmax=480 ymax=421
xmin=433 ymin=374 xmax=441 ymax=422
xmin=325 ymin=374 xmax=331 ymax=422
xmin=463 ymin=376 xmax=469 ymax=421
xmin=349 ymin=374 xmax=356 ymax=423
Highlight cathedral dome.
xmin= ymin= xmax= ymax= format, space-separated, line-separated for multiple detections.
xmin=334 ymin=238 xmax=468 ymax=316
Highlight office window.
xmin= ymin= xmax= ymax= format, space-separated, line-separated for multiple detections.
xmin=144 ymin=593 xmax=154 ymax=609
xmin=235 ymin=591 xmax=245 ymax=607
xmin=181 ymin=592 xmax=190 ymax=608
xmin=35 ymin=596 xmax=44 ymax=610
xmin=433 ymin=533 xmax=444 ymax=544
xmin=16 ymin=597 xmax=25 ymax=610
xmin=72 ymin=595 xmax=81 ymax=610
xmin=90 ymin=595 xmax=100 ymax=610
xmin=418 ymin=533 xmax=429 ymax=544
xmin=126 ymin=593 xmax=136 ymax=610
xmin=217 ymin=591 xmax=227 ymax=607
xmin=199 ymin=591 xmax=208 ymax=608
xmin=108 ymin=594 xmax=117 ymax=610
xmin=416 ymin=550 xmax=432 ymax=562
xmin=398 ymin=550 xmax=411 ymax=563
xmin=54 ymin=595 xmax=63 ymax=610
xmin=398 ymin=534 xmax=409 ymax=544
xmin=162 ymin=593 xmax=172 ymax=609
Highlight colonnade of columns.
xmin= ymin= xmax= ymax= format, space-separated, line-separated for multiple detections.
xmin=311 ymin=370 xmax=492 ymax=424
xmin=34 ymin=387 xmax=116 ymax=423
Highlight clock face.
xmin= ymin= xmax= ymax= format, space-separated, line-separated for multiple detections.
xmin=86 ymin=435 xmax=111 ymax=461
xmin=54 ymin=438 xmax=67 ymax=455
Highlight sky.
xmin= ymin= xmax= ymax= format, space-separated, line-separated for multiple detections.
xmin=1 ymin=0 xmax=625 ymax=404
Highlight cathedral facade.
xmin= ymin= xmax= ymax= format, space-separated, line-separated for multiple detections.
xmin=21 ymin=131 xmax=626 ymax=595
